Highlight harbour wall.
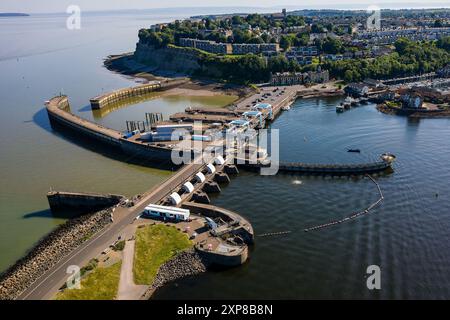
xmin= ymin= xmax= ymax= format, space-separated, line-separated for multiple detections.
xmin=46 ymin=96 xmax=178 ymax=165
xmin=47 ymin=191 xmax=124 ymax=213
xmin=182 ymin=202 xmax=254 ymax=244
xmin=196 ymin=242 xmax=249 ymax=267
xmin=47 ymin=96 xmax=122 ymax=148
xmin=90 ymin=79 xmax=189 ymax=110
xmin=240 ymin=159 xmax=393 ymax=176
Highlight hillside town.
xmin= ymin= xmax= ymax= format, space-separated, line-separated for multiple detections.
xmin=136 ymin=8 xmax=450 ymax=113
xmin=140 ymin=8 xmax=449 ymax=84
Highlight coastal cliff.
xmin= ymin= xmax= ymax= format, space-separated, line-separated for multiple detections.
xmin=134 ymin=43 xmax=202 ymax=75
xmin=130 ymin=43 xmax=269 ymax=83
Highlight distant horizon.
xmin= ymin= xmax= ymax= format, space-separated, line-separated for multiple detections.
xmin=1 ymin=2 xmax=449 ymax=15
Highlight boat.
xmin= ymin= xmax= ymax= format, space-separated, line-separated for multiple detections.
xmin=381 ymin=153 xmax=396 ymax=163
xmin=282 ymin=105 xmax=291 ymax=111
xmin=341 ymin=96 xmax=354 ymax=109
xmin=360 ymin=97 xmax=369 ymax=104
xmin=336 ymin=105 xmax=345 ymax=113
xmin=347 ymin=149 xmax=361 ymax=153
xmin=351 ymin=98 xmax=359 ymax=106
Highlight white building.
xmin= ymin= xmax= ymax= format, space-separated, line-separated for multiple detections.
xmin=143 ymin=204 xmax=190 ymax=221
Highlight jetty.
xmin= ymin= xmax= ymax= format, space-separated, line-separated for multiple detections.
xmin=277 ymin=155 xmax=395 ymax=175
xmin=90 ymin=79 xmax=188 ymax=110
xmin=243 ymin=154 xmax=396 ymax=176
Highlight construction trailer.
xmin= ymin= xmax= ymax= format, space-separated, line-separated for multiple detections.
xmin=143 ymin=204 xmax=190 ymax=221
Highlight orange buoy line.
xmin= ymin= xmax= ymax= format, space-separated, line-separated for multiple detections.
xmin=304 ymin=175 xmax=384 ymax=232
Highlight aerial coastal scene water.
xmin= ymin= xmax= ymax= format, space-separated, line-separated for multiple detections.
xmin=0 ymin=1 xmax=450 ymax=303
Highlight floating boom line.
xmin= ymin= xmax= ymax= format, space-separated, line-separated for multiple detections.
xmin=304 ymin=175 xmax=384 ymax=232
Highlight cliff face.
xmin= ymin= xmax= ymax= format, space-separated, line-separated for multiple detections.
xmin=134 ymin=43 xmax=201 ymax=74
xmin=133 ymin=43 xmax=224 ymax=78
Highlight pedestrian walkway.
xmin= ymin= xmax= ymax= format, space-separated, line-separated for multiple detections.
xmin=117 ymin=240 xmax=148 ymax=300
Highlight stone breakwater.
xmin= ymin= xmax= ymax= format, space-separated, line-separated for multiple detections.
xmin=145 ymin=249 xmax=207 ymax=298
xmin=0 ymin=208 xmax=113 ymax=300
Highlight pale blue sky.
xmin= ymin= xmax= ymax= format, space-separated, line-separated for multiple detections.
xmin=1 ymin=0 xmax=449 ymax=13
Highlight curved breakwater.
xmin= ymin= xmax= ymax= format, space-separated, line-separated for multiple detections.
xmin=45 ymin=95 xmax=178 ymax=164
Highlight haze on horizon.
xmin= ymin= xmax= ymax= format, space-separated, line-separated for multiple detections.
xmin=1 ymin=0 xmax=449 ymax=14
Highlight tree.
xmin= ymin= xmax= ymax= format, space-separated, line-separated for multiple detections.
xmin=294 ymin=33 xmax=309 ymax=46
xmin=268 ymin=55 xmax=290 ymax=73
xmin=280 ymin=34 xmax=295 ymax=50
xmin=149 ymin=32 xmax=164 ymax=47
xmin=322 ymin=37 xmax=343 ymax=54
xmin=161 ymin=33 xmax=174 ymax=47
xmin=434 ymin=19 xmax=444 ymax=28
xmin=232 ymin=16 xmax=245 ymax=26
xmin=324 ymin=40 xmax=449 ymax=82
xmin=261 ymin=33 xmax=270 ymax=43
xmin=233 ymin=29 xmax=252 ymax=44
xmin=394 ymin=38 xmax=413 ymax=55
xmin=344 ymin=70 xmax=354 ymax=82
xmin=311 ymin=24 xmax=325 ymax=34
xmin=248 ymin=37 xmax=264 ymax=44
xmin=437 ymin=36 xmax=450 ymax=52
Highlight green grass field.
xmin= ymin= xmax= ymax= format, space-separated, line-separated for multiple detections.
xmin=133 ymin=224 xmax=192 ymax=285
xmin=56 ymin=262 xmax=122 ymax=300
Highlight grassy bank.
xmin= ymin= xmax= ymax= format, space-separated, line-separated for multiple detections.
xmin=56 ymin=262 xmax=122 ymax=300
xmin=133 ymin=224 xmax=192 ymax=285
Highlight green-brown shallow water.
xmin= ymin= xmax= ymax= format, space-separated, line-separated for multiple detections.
xmin=1 ymin=10 xmax=450 ymax=299
xmin=0 ymin=10 xmax=232 ymax=272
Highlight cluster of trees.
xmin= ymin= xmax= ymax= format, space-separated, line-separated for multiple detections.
xmin=315 ymin=37 xmax=344 ymax=54
xmin=138 ymin=13 xmax=307 ymax=48
xmin=325 ymin=38 xmax=450 ymax=82
xmin=433 ymin=19 xmax=449 ymax=28
xmin=437 ymin=36 xmax=450 ymax=52
xmin=197 ymin=52 xmax=321 ymax=83
xmin=199 ymin=54 xmax=270 ymax=83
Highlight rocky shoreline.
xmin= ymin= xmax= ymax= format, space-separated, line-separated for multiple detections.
xmin=105 ymin=53 xmax=252 ymax=100
xmin=143 ymin=249 xmax=207 ymax=299
xmin=0 ymin=208 xmax=113 ymax=300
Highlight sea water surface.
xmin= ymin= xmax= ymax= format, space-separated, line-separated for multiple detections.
xmin=154 ymin=97 xmax=450 ymax=300
xmin=1 ymin=10 xmax=450 ymax=299
xmin=0 ymin=9 xmax=235 ymax=272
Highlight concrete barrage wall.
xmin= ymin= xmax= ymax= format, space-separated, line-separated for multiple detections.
xmin=46 ymin=96 xmax=177 ymax=164
xmin=46 ymin=96 xmax=123 ymax=148
xmin=196 ymin=243 xmax=249 ymax=267
xmin=47 ymin=191 xmax=124 ymax=213
xmin=89 ymin=78 xmax=189 ymax=110
xmin=90 ymin=82 xmax=162 ymax=110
